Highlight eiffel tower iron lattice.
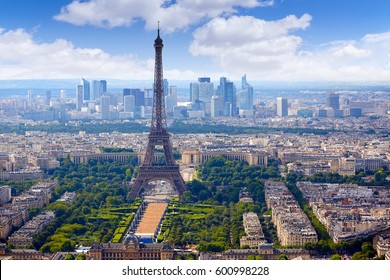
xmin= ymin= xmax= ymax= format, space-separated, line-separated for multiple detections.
xmin=127 ymin=27 xmax=187 ymax=200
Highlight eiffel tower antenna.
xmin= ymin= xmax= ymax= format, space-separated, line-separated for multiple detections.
xmin=127 ymin=28 xmax=186 ymax=200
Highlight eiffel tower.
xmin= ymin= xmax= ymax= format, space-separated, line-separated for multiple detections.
xmin=127 ymin=27 xmax=186 ymax=200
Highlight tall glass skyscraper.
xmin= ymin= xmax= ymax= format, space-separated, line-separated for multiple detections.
xmin=238 ymin=74 xmax=254 ymax=110
xmin=218 ymin=77 xmax=237 ymax=117
xmin=101 ymin=95 xmax=110 ymax=119
xmin=93 ymin=80 xmax=107 ymax=100
xmin=76 ymin=85 xmax=83 ymax=111
xmin=327 ymin=92 xmax=340 ymax=110
xmin=277 ymin=97 xmax=288 ymax=117
xmin=81 ymin=78 xmax=91 ymax=101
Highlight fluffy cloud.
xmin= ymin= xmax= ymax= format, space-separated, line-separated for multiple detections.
xmin=329 ymin=43 xmax=371 ymax=59
xmin=189 ymin=14 xmax=311 ymax=76
xmin=0 ymin=27 xmax=199 ymax=80
xmin=54 ymin=0 xmax=274 ymax=32
xmin=0 ymin=27 xmax=153 ymax=79
xmin=189 ymin=15 xmax=390 ymax=81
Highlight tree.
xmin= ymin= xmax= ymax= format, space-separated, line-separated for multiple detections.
xmin=76 ymin=254 xmax=87 ymax=260
xmin=278 ymin=254 xmax=288 ymax=260
xmin=352 ymin=252 xmax=368 ymax=260
xmin=40 ymin=243 xmax=52 ymax=253
xmin=186 ymin=253 xmax=197 ymax=260
xmin=247 ymin=255 xmax=263 ymax=260
xmin=60 ymin=240 xmax=75 ymax=252
xmin=64 ymin=253 xmax=75 ymax=260
xmin=330 ymin=254 xmax=341 ymax=260
xmin=361 ymin=242 xmax=375 ymax=259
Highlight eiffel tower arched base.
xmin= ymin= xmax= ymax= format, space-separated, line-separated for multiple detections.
xmin=127 ymin=165 xmax=186 ymax=200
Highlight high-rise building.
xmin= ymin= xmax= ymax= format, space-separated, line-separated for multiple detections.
xmin=190 ymin=78 xmax=214 ymax=116
xmin=81 ymin=78 xmax=91 ymax=101
xmin=46 ymin=91 xmax=52 ymax=106
xmin=211 ymin=95 xmax=224 ymax=118
xmin=327 ymin=92 xmax=339 ymax=110
xmin=277 ymin=97 xmax=288 ymax=117
xmin=238 ymin=74 xmax=254 ymax=110
xmin=124 ymin=95 xmax=135 ymax=113
xmin=198 ymin=78 xmax=214 ymax=104
xmin=93 ymin=80 xmax=107 ymax=100
xmin=76 ymin=85 xmax=83 ymax=111
xmin=190 ymin=82 xmax=200 ymax=102
xmin=165 ymin=95 xmax=173 ymax=112
xmin=60 ymin=90 xmax=66 ymax=103
xmin=164 ymin=79 xmax=169 ymax=96
xmin=123 ymin=88 xmax=145 ymax=107
xmin=100 ymin=96 xmax=110 ymax=119
xmin=27 ymin=90 xmax=34 ymax=108
xmin=318 ymin=109 xmax=328 ymax=118
xmin=349 ymin=108 xmax=362 ymax=117
xmin=218 ymin=77 xmax=236 ymax=117
xmin=198 ymin=77 xmax=211 ymax=83
xmin=170 ymin=86 xmax=178 ymax=107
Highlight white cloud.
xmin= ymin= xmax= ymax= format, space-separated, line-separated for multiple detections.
xmin=329 ymin=43 xmax=371 ymax=59
xmin=54 ymin=0 xmax=274 ymax=32
xmin=0 ymin=27 xmax=201 ymax=80
xmin=189 ymin=15 xmax=390 ymax=81
xmin=0 ymin=27 xmax=154 ymax=79
xmin=362 ymin=31 xmax=390 ymax=44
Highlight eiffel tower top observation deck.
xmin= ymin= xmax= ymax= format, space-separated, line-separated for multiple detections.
xmin=127 ymin=26 xmax=187 ymax=200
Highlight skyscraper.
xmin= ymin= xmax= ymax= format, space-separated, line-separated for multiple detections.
xmin=170 ymin=86 xmax=178 ymax=107
xmin=93 ymin=80 xmax=107 ymax=100
xmin=190 ymin=82 xmax=200 ymax=102
xmin=327 ymin=92 xmax=340 ymax=110
xmin=76 ymin=85 xmax=83 ymax=111
xmin=60 ymin=90 xmax=66 ymax=103
xmin=163 ymin=79 xmax=169 ymax=96
xmin=211 ymin=95 xmax=224 ymax=118
xmin=190 ymin=78 xmax=214 ymax=116
xmin=198 ymin=78 xmax=214 ymax=104
xmin=46 ymin=91 xmax=52 ymax=106
xmin=101 ymin=96 xmax=110 ymax=119
xmin=27 ymin=90 xmax=34 ymax=108
xmin=238 ymin=74 xmax=254 ymax=110
xmin=123 ymin=88 xmax=145 ymax=107
xmin=277 ymin=97 xmax=288 ymax=117
xmin=165 ymin=94 xmax=173 ymax=113
xmin=81 ymin=78 xmax=91 ymax=101
xmin=218 ymin=77 xmax=237 ymax=117
xmin=198 ymin=77 xmax=210 ymax=83
xmin=124 ymin=95 xmax=135 ymax=113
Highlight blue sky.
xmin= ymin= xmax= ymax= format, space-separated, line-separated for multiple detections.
xmin=0 ymin=0 xmax=390 ymax=81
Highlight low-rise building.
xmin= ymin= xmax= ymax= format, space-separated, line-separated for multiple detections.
xmin=57 ymin=191 xmax=76 ymax=203
xmin=376 ymin=234 xmax=390 ymax=257
xmin=221 ymin=243 xmax=310 ymax=260
xmin=265 ymin=181 xmax=318 ymax=246
xmin=0 ymin=186 xmax=11 ymax=205
xmin=0 ymin=216 xmax=12 ymax=240
xmin=0 ymin=244 xmax=46 ymax=260
xmin=8 ymin=210 xmax=55 ymax=248
xmin=89 ymin=233 xmax=175 ymax=260
xmin=297 ymin=182 xmax=390 ymax=243
xmin=240 ymin=212 xmax=265 ymax=248
xmin=182 ymin=149 xmax=268 ymax=166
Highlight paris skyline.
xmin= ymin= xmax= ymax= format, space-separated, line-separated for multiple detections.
xmin=0 ymin=0 xmax=390 ymax=81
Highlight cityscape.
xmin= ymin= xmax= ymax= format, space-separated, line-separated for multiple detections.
xmin=1 ymin=0 xmax=390 ymax=263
